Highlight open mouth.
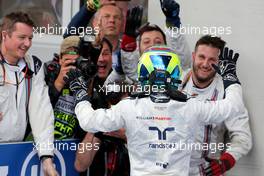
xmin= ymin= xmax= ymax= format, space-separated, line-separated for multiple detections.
xmin=97 ymin=64 xmax=107 ymax=72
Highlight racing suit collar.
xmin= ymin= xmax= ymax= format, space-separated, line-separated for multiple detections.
xmin=150 ymin=92 xmax=170 ymax=103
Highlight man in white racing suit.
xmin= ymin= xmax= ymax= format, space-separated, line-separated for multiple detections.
xmin=66 ymin=45 xmax=246 ymax=176
xmin=0 ymin=12 xmax=58 ymax=175
xmin=181 ymin=35 xmax=252 ymax=176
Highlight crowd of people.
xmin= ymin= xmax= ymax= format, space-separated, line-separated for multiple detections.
xmin=0 ymin=0 xmax=252 ymax=176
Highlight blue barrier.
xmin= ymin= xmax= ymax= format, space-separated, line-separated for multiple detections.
xmin=0 ymin=139 xmax=80 ymax=176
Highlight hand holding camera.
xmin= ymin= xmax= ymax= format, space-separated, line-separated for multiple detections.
xmin=54 ymin=52 xmax=77 ymax=92
xmin=61 ymin=34 xmax=102 ymax=82
xmin=76 ymin=35 xmax=102 ymax=79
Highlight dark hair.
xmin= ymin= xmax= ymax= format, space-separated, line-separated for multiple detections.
xmin=102 ymin=37 xmax=113 ymax=53
xmin=0 ymin=11 xmax=35 ymax=43
xmin=195 ymin=35 xmax=226 ymax=51
xmin=138 ymin=23 xmax=167 ymax=44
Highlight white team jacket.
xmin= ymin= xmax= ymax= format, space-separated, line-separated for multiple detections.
xmin=182 ymin=74 xmax=252 ymax=176
xmin=75 ymin=84 xmax=246 ymax=176
xmin=0 ymin=55 xmax=54 ymax=157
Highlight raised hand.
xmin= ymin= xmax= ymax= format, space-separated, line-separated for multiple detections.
xmin=125 ymin=6 xmax=143 ymax=37
xmin=159 ymin=0 xmax=181 ymax=27
xmin=212 ymin=47 xmax=240 ymax=89
xmin=86 ymin=0 xmax=100 ymax=12
xmin=121 ymin=6 xmax=143 ymax=51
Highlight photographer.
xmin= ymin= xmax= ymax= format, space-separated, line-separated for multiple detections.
xmin=45 ymin=34 xmax=107 ymax=139
xmin=45 ymin=36 xmax=81 ymax=139
xmin=45 ymin=35 xmax=129 ymax=175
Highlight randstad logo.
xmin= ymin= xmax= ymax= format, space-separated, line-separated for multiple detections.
xmin=21 ymin=149 xmax=66 ymax=176
xmin=149 ymin=127 xmax=175 ymax=140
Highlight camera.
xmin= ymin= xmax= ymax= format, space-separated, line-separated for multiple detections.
xmin=76 ymin=34 xmax=102 ymax=79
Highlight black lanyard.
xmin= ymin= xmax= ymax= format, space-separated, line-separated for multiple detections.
xmin=0 ymin=49 xmax=7 ymax=62
xmin=0 ymin=50 xmax=6 ymax=86
xmin=0 ymin=50 xmax=32 ymax=86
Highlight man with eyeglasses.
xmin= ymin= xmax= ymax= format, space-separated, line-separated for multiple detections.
xmin=0 ymin=12 xmax=58 ymax=176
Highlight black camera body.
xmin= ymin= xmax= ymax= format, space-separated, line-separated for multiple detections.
xmin=76 ymin=35 xmax=102 ymax=79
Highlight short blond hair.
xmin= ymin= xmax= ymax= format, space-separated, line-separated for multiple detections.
xmin=93 ymin=2 xmax=123 ymax=22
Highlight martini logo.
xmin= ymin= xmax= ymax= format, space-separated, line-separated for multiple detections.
xmin=21 ymin=149 xmax=66 ymax=176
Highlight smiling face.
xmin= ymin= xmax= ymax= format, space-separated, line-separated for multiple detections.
xmin=97 ymin=41 xmax=112 ymax=79
xmin=1 ymin=22 xmax=33 ymax=64
xmin=139 ymin=30 xmax=165 ymax=54
xmin=192 ymin=44 xmax=220 ymax=87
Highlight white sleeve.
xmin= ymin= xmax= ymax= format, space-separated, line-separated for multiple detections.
xmin=165 ymin=28 xmax=192 ymax=71
xmin=190 ymin=84 xmax=246 ymax=125
xmin=75 ymin=100 xmax=126 ymax=133
xmin=224 ymin=108 xmax=252 ymax=161
xmin=104 ymin=50 xmax=139 ymax=85
xmin=104 ymin=69 xmax=126 ymax=85
xmin=121 ymin=49 xmax=140 ymax=83
xmin=28 ymin=57 xmax=54 ymax=157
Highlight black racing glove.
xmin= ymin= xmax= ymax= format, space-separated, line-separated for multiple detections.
xmin=160 ymin=0 xmax=181 ymax=28
xmin=63 ymin=69 xmax=90 ymax=104
xmin=204 ymin=152 xmax=236 ymax=176
xmin=121 ymin=6 xmax=143 ymax=51
xmin=212 ymin=47 xmax=240 ymax=89
xmin=125 ymin=6 xmax=143 ymax=37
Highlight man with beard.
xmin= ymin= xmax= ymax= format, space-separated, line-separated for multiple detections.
xmin=181 ymin=35 xmax=252 ymax=176
xmin=64 ymin=45 xmax=247 ymax=176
